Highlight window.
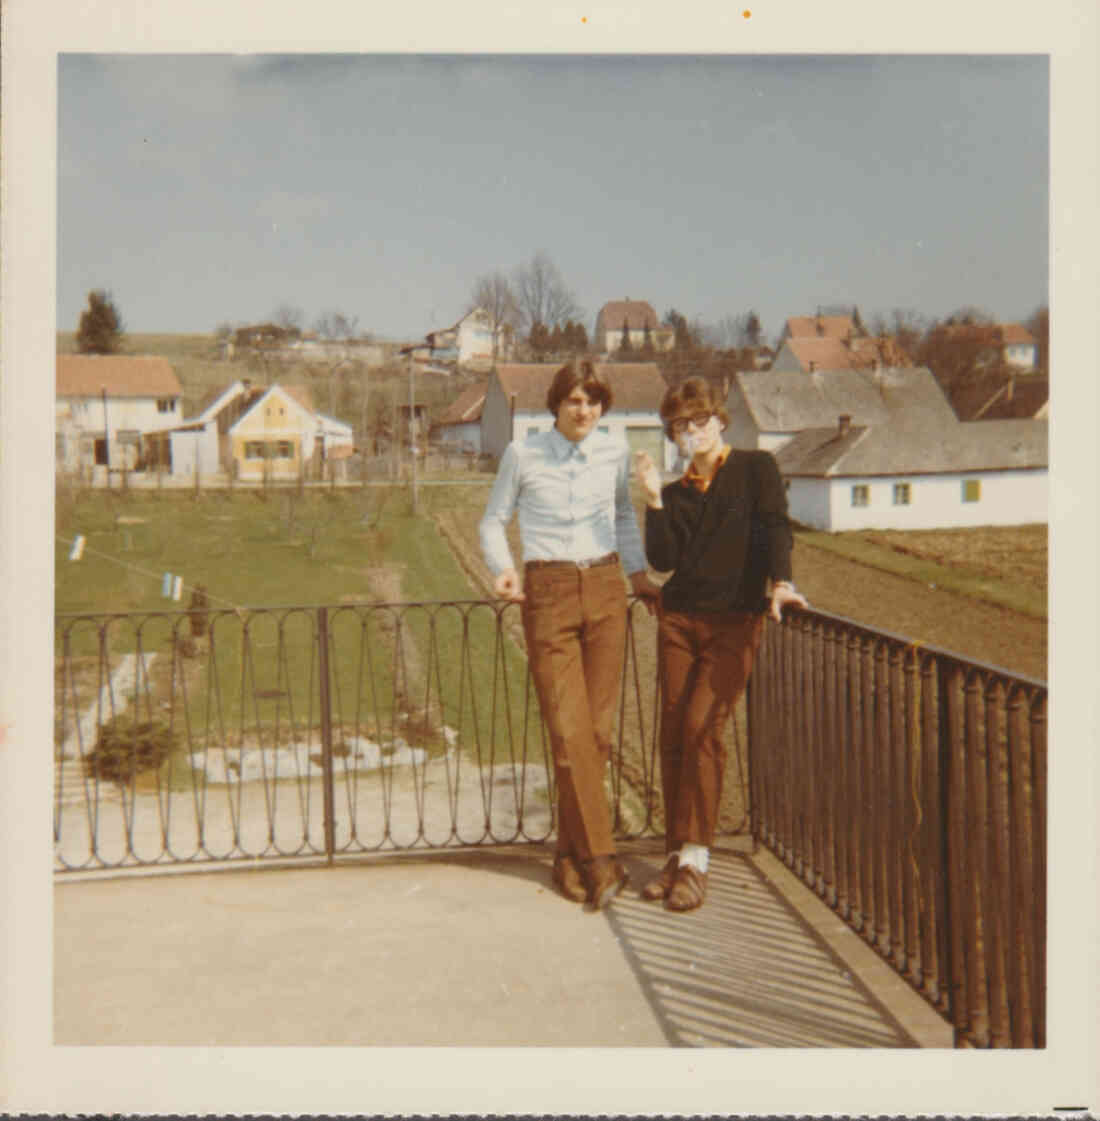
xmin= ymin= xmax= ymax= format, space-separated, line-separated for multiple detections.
xmin=962 ymin=479 xmax=981 ymax=503
xmin=526 ymin=425 xmax=540 ymax=439
xmin=275 ymin=440 xmax=294 ymax=459
xmin=156 ymin=398 xmax=176 ymax=413
xmin=598 ymin=424 xmax=610 ymax=434
xmin=893 ymin=482 xmax=911 ymax=506
xmin=244 ymin=441 xmax=266 ymax=459
xmin=851 ymin=484 xmax=869 ymax=507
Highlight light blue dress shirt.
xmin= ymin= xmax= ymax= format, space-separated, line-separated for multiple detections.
xmin=479 ymin=426 xmax=647 ymax=577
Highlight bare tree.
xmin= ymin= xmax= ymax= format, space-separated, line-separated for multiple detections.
xmin=513 ymin=251 xmax=581 ymax=337
xmin=314 ymin=310 xmax=361 ymax=340
xmin=273 ymin=304 xmax=304 ymax=332
xmin=469 ymin=271 xmax=518 ymax=361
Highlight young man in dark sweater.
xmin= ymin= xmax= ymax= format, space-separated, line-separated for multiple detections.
xmin=633 ymin=376 xmax=806 ymax=910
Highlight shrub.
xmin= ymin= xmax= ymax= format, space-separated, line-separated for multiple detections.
xmin=84 ymin=715 xmax=177 ymax=784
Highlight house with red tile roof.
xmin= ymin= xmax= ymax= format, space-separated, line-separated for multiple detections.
xmin=594 ymin=300 xmax=674 ymax=356
xmin=782 ymin=313 xmax=861 ymax=342
xmin=771 ymin=332 xmax=914 ymax=375
xmin=56 ymin=354 xmax=182 ymax=475
xmin=482 ymin=362 xmax=672 ymax=467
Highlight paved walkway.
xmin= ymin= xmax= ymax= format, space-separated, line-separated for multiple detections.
xmin=54 ymin=839 xmax=952 ymax=1048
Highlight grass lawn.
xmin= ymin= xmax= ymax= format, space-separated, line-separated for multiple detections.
xmin=55 ymin=484 xmax=534 ymax=781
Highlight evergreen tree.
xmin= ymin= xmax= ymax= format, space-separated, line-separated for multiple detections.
xmin=76 ymin=289 xmax=124 ymax=354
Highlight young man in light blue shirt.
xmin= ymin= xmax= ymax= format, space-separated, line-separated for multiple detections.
xmin=480 ymin=359 xmax=658 ymax=909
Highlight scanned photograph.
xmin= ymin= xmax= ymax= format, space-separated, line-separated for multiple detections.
xmin=52 ymin=53 xmax=1048 ymax=1055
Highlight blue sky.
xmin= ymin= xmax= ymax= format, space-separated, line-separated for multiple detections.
xmin=58 ymin=53 xmax=1048 ymax=343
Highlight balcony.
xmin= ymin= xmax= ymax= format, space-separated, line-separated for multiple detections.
xmin=53 ymin=597 xmax=1045 ymax=1049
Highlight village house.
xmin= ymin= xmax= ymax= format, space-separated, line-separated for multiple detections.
xmin=775 ymin=413 xmax=1048 ymax=531
xmin=771 ymin=312 xmax=913 ymax=374
xmin=145 ymin=379 xmax=352 ymax=481
xmin=434 ymin=380 xmax=487 ymax=454
xmin=480 ymin=362 xmax=673 ymax=468
xmin=725 ymin=366 xmax=957 ymax=452
xmin=593 ymin=300 xmax=674 ymax=356
xmin=425 ymin=307 xmax=514 ymax=372
xmin=940 ymin=322 xmax=1039 ymax=371
xmin=56 ymin=354 xmax=183 ymax=476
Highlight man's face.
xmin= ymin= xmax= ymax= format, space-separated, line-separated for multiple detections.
xmin=555 ymin=385 xmax=602 ymax=443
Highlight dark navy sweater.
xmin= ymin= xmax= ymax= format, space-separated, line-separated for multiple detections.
xmin=644 ymin=448 xmax=794 ymax=615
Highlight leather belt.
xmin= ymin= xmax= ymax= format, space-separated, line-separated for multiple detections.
xmin=525 ymin=552 xmax=619 ymax=571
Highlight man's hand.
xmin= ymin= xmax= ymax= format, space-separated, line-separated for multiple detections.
xmin=493 ymin=568 xmax=525 ymax=602
xmin=633 ymin=450 xmax=663 ymax=508
xmin=629 ymin=570 xmax=660 ymax=616
xmin=769 ymin=581 xmax=808 ymax=622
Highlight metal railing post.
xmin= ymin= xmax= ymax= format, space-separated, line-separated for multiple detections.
xmin=317 ymin=606 xmax=336 ymax=864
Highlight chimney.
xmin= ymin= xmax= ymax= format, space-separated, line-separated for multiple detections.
xmin=838 ymin=414 xmax=851 ymax=437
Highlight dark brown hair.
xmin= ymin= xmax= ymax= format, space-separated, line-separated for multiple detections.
xmin=659 ymin=375 xmax=729 ymax=438
xmin=546 ymin=358 xmax=613 ymax=417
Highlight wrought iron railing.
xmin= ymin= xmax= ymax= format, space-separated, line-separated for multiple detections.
xmin=747 ymin=606 xmax=1047 ymax=1049
xmin=54 ymin=596 xmax=1046 ymax=1048
xmin=53 ymin=598 xmax=670 ymax=872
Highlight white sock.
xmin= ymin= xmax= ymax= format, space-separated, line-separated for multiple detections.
xmin=678 ymin=843 xmax=709 ymax=874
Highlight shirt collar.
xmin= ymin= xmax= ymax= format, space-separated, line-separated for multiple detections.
xmin=681 ymin=444 xmax=731 ymax=492
xmin=549 ymin=424 xmax=599 ymax=461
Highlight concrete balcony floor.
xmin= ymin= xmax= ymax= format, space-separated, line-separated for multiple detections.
xmin=54 ymin=838 xmax=951 ymax=1048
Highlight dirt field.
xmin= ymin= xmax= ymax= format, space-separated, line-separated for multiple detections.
xmin=431 ymin=485 xmax=1048 ymax=681
xmin=791 ymin=537 xmax=1047 ymax=681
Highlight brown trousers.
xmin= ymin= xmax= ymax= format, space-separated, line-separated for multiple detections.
xmin=522 ymin=561 xmax=627 ymax=863
xmin=658 ymin=608 xmax=764 ymax=851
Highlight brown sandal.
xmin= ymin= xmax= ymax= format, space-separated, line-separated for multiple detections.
xmin=640 ymin=856 xmax=679 ymax=902
xmin=551 ymin=853 xmax=587 ymax=902
xmin=665 ymin=864 xmax=707 ymax=912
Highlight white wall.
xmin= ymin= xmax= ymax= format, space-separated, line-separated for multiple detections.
xmin=512 ymin=409 xmax=675 ymax=468
xmin=169 ymin=426 xmax=220 ymax=478
xmin=786 ymin=478 xmax=832 ymax=529
xmin=438 ymin=421 xmax=481 ymax=452
xmin=1004 ymin=344 xmax=1037 ymax=370
xmin=787 ymin=468 xmax=1048 ymax=531
xmin=60 ymin=394 xmax=181 ymax=436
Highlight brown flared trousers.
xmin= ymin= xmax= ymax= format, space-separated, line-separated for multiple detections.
xmin=521 ymin=559 xmax=627 ymax=863
xmin=657 ymin=608 xmax=764 ymax=851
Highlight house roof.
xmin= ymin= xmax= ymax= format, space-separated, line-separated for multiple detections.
xmin=494 ymin=363 xmax=667 ymax=413
xmin=282 ymin=384 xmax=315 ymax=412
xmin=781 ymin=336 xmax=860 ymax=372
xmin=57 ymin=355 xmax=182 ymax=399
xmin=193 ymin=380 xmax=264 ymax=421
xmin=785 ymin=314 xmax=858 ymax=340
xmin=959 ymin=374 xmax=1049 ymax=421
xmin=227 ymin=383 xmax=320 ymax=435
xmin=734 ymin=366 xmax=957 ymax=433
xmin=595 ymin=300 xmax=659 ymax=333
xmin=776 ymin=416 xmax=1048 ymax=477
xmin=437 ymin=381 xmax=488 ymax=426
xmin=999 ymin=323 xmax=1037 ymax=346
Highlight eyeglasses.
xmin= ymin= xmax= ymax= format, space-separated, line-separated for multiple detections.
xmin=668 ymin=412 xmax=714 ymax=437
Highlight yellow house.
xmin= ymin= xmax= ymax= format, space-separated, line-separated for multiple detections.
xmin=228 ymin=384 xmax=325 ymax=480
